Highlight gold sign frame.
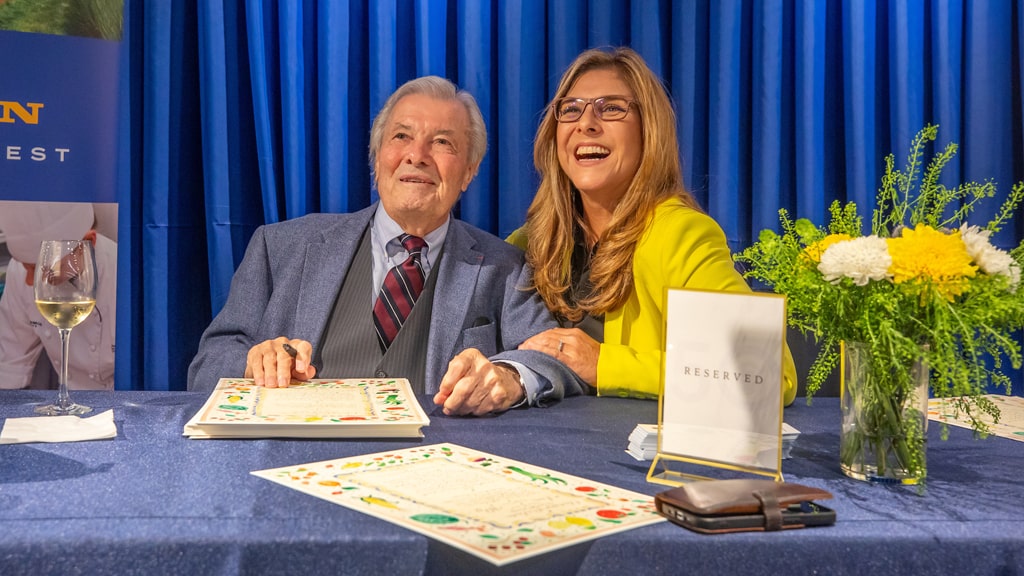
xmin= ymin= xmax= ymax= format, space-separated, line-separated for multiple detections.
xmin=647 ymin=288 xmax=788 ymax=486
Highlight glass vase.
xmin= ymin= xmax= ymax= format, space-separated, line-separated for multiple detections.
xmin=840 ymin=341 xmax=929 ymax=484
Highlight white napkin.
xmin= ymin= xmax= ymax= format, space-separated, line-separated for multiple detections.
xmin=0 ymin=409 xmax=117 ymax=444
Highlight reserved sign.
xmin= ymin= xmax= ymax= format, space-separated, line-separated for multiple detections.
xmin=651 ymin=288 xmax=787 ymax=482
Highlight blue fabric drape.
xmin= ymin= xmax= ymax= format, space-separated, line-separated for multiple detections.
xmin=118 ymin=0 xmax=1024 ymax=392
xmin=117 ymin=1 xmax=213 ymax=390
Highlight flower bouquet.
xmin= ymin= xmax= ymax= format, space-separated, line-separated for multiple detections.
xmin=736 ymin=125 xmax=1024 ymax=484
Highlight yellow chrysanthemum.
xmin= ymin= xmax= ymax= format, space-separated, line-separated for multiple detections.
xmin=804 ymin=233 xmax=852 ymax=263
xmin=886 ymin=224 xmax=977 ymax=300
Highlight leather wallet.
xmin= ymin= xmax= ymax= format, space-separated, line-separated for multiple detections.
xmin=654 ymin=478 xmax=835 ymax=534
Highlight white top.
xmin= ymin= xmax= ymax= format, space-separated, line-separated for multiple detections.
xmin=0 ymin=234 xmax=117 ymax=390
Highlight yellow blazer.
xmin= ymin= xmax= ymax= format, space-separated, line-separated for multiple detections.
xmin=509 ymin=197 xmax=797 ymax=406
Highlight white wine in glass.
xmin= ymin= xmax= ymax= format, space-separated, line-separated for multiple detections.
xmin=33 ymin=240 xmax=97 ymax=416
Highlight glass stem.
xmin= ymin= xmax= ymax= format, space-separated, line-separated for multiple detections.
xmin=56 ymin=327 xmax=72 ymax=410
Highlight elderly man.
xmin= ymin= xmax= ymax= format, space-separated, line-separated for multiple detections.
xmin=0 ymin=201 xmax=117 ymax=390
xmin=187 ymin=76 xmax=585 ymax=415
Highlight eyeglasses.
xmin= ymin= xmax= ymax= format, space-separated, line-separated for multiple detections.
xmin=552 ymin=96 xmax=636 ymax=123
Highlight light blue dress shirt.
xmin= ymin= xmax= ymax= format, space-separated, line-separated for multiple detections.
xmin=369 ymin=205 xmax=540 ymax=406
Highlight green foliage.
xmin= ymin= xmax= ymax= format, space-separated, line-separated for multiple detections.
xmin=0 ymin=0 xmax=122 ymax=40
xmin=66 ymin=0 xmax=123 ymax=41
xmin=0 ymin=0 xmax=71 ymax=34
xmin=736 ymin=125 xmax=1024 ymax=441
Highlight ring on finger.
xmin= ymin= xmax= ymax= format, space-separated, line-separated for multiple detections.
xmin=557 ymin=339 xmax=564 ymax=352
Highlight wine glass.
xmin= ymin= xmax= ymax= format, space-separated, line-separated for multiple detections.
xmin=33 ymin=240 xmax=97 ymax=416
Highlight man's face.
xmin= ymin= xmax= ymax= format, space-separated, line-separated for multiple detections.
xmin=374 ymin=94 xmax=477 ymax=236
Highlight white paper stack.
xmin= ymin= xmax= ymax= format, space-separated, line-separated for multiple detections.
xmin=781 ymin=422 xmax=800 ymax=459
xmin=184 ymin=378 xmax=429 ymax=439
xmin=626 ymin=422 xmax=801 ymax=461
xmin=625 ymin=423 xmax=659 ymax=461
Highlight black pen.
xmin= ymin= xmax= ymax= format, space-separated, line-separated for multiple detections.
xmin=282 ymin=343 xmax=298 ymax=359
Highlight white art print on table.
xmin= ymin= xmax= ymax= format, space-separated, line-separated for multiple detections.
xmin=184 ymin=378 xmax=429 ymax=438
xmin=252 ymin=444 xmax=663 ymax=566
xmin=657 ymin=289 xmax=786 ymax=476
xmin=929 ymin=394 xmax=1024 ymax=443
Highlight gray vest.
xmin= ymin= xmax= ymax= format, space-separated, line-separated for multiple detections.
xmin=317 ymin=229 xmax=438 ymax=393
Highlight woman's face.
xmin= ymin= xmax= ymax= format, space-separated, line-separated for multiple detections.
xmin=555 ymin=68 xmax=643 ymax=207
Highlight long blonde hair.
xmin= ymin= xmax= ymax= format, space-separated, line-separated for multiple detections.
xmin=525 ymin=47 xmax=700 ymax=321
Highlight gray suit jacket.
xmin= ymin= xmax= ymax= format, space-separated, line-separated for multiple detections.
xmin=187 ymin=204 xmax=585 ymax=406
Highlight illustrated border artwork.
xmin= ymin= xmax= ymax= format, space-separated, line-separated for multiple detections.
xmin=252 ymin=444 xmax=663 ymax=566
xmin=184 ymin=378 xmax=431 ymax=439
xmin=929 ymin=394 xmax=1024 ymax=443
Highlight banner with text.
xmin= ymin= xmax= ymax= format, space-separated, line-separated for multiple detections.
xmin=0 ymin=1 xmax=122 ymax=391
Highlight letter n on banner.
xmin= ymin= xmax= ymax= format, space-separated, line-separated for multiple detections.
xmin=648 ymin=288 xmax=787 ymax=486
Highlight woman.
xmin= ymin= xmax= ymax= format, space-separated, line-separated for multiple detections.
xmin=509 ymin=47 xmax=797 ymax=405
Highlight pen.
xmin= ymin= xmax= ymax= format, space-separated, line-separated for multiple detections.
xmin=282 ymin=343 xmax=298 ymax=358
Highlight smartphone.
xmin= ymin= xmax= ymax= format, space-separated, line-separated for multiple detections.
xmin=656 ymin=498 xmax=836 ymax=534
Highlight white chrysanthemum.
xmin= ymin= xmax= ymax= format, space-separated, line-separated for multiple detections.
xmin=960 ymin=224 xmax=1020 ymax=288
xmin=818 ymin=236 xmax=892 ymax=286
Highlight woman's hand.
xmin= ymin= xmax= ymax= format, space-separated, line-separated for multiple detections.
xmin=520 ymin=327 xmax=599 ymax=387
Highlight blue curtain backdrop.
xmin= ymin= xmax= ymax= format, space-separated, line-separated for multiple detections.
xmin=116 ymin=0 xmax=1024 ymax=392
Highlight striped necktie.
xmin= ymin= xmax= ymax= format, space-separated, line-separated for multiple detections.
xmin=373 ymin=234 xmax=427 ymax=351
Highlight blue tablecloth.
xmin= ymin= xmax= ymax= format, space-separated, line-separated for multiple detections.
xmin=1 ymin=390 xmax=1022 ymax=575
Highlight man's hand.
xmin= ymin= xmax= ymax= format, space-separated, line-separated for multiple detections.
xmin=519 ymin=327 xmax=599 ymax=386
xmin=244 ymin=337 xmax=316 ymax=388
xmin=433 ymin=348 xmax=525 ymax=416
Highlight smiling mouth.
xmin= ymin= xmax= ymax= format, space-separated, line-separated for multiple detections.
xmin=399 ymin=175 xmax=435 ymax=185
xmin=575 ymin=145 xmax=610 ymax=160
